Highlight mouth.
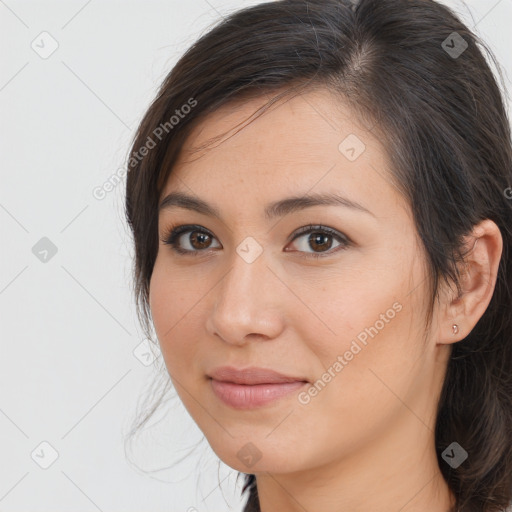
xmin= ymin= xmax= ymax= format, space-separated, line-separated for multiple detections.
xmin=207 ymin=366 xmax=309 ymax=409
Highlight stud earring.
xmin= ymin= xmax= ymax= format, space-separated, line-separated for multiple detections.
xmin=452 ymin=324 xmax=459 ymax=335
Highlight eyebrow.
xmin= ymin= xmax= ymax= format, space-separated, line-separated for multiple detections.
xmin=158 ymin=191 xmax=376 ymax=221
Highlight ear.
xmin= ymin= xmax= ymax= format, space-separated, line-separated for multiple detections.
xmin=437 ymin=219 xmax=503 ymax=345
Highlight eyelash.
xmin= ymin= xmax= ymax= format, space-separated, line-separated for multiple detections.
xmin=160 ymin=223 xmax=351 ymax=259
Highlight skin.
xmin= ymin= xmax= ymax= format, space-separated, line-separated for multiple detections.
xmin=149 ymin=87 xmax=503 ymax=512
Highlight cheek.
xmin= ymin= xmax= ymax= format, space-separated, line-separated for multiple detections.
xmin=292 ymin=297 xmax=420 ymax=463
xmin=149 ymin=263 xmax=200 ymax=375
xmin=297 ymin=259 xmax=423 ymax=401
xmin=291 ymin=263 xmax=403 ymax=346
xmin=149 ymin=257 xmax=203 ymax=332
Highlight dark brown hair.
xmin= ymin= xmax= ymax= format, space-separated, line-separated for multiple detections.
xmin=124 ymin=1 xmax=512 ymax=510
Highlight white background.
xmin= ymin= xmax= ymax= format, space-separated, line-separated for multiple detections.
xmin=1 ymin=1 xmax=511 ymax=511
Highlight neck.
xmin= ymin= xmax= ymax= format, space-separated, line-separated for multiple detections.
xmin=254 ymin=412 xmax=455 ymax=512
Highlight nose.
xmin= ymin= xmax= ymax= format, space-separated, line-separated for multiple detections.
xmin=205 ymin=245 xmax=286 ymax=346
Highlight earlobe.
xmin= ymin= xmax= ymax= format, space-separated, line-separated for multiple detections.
xmin=437 ymin=219 xmax=503 ymax=345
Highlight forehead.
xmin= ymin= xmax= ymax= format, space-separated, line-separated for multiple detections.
xmin=161 ymin=87 xmax=407 ymax=219
xmin=175 ymin=87 xmax=369 ymax=167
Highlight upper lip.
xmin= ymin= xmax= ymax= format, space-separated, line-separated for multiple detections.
xmin=208 ymin=366 xmax=308 ymax=385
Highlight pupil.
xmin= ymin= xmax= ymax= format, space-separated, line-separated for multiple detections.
xmin=192 ymin=231 xmax=210 ymax=248
xmin=311 ymin=233 xmax=331 ymax=251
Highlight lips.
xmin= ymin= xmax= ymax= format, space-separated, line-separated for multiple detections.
xmin=207 ymin=366 xmax=309 ymax=409
xmin=208 ymin=366 xmax=309 ymax=385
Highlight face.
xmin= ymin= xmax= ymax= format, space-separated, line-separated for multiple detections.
xmin=149 ymin=87 xmax=449 ymax=475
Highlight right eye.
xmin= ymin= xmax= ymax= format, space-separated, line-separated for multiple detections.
xmin=161 ymin=224 xmax=221 ymax=256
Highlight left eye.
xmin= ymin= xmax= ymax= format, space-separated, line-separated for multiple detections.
xmin=285 ymin=225 xmax=350 ymax=258
xmin=160 ymin=224 xmax=350 ymax=259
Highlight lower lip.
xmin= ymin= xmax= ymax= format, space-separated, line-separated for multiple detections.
xmin=210 ymin=379 xmax=307 ymax=409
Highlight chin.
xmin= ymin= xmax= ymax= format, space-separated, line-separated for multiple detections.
xmin=206 ymin=434 xmax=309 ymax=475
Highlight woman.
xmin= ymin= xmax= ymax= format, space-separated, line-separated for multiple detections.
xmin=124 ymin=0 xmax=512 ymax=510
